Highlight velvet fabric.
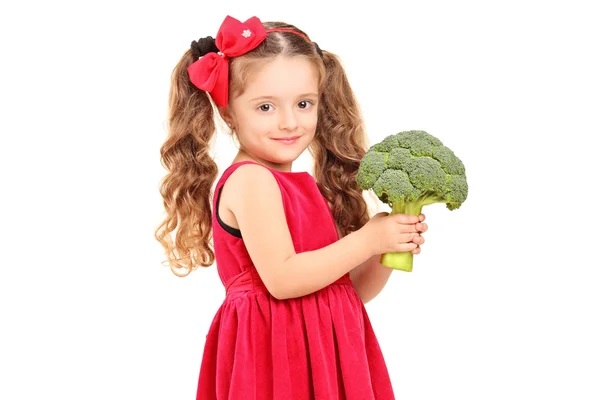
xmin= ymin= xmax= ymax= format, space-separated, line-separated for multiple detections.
xmin=196 ymin=161 xmax=395 ymax=399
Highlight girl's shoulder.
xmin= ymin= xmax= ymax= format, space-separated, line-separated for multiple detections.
xmin=215 ymin=162 xmax=285 ymax=210
xmin=221 ymin=161 xmax=278 ymax=190
xmin=219 ymin=161 xmax=312 ymax=188
xmin=218 ymin=161 xmax=276 ymax=189
xmin=216 ymin=161 xmax=319 ymax=217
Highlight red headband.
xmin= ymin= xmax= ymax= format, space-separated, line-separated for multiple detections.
xmin=187 ymin=16 xmax=312 ymax=107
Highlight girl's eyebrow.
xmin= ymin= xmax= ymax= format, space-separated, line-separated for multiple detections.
xmin=249 ymin=93 xmax=319 ymax=102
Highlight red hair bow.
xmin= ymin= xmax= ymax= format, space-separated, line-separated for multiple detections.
xmin=187 ymin=16 xmax=267 ymax=107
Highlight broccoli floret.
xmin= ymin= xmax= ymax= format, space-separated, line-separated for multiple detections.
xmin=433 ymin=145 xmax=466 ymax=175
xmin=357 ymin=130 xmax=468 ymax=272
xmin=355 ymin=151 xmax=388 ymax=188
xmin=444 ymin=174 xmax=469 ymax=210
xmin=397 ymin=130 xmax=443 ymax=156
xmin=372 ymin=169 xmax=418 ymax=204
xmin=372 ymin=134 xmax=400 ymax=152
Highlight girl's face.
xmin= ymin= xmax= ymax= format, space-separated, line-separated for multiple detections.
xmin=224 ymin=56 xmax=320 ymax=172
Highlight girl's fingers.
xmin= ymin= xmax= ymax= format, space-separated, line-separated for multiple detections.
xmin=391 ymin=214 xmax=426 ymax=222
xmin=414 ymin=234 xmax=424 ymax=245
xmin=393 ymin=215 xmax=428 ymax=233
xmin=396 ymin=223 xmax=427 ymax=234
xmin=395 ymin=242 xmax=419 ymax=253
xmin=393 ymin=214 xmax=420 ymax=224
xmin=395 ymin=233 xmax=426 ymax=246
xmin=397 ymin=233 xmax=418 ymax=244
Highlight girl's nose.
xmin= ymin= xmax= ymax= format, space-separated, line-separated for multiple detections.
xmin=278 ymin=108 xmax=298 ymax=131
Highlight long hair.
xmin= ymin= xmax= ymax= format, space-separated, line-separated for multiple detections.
xmin=155 ymin=50 xmax=218 ymax=277
xmin=156 ymin=21 xmax=370 ymax=276
xmin=310 ymin=50 xmax=370 ymax=237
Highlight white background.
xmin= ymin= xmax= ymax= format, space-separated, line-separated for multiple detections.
xmin=1 ymin=0 xmax=599 ymax=399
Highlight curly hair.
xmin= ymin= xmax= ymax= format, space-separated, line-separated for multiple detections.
xmin=155 ymin=21 xmax=370 ymax=277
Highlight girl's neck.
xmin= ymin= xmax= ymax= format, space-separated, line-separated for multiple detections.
xmin=232 ymin=150 xmax=293 ymax=173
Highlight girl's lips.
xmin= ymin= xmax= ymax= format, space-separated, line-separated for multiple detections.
xmin=273 ymin=136 xmax=300 ymax=144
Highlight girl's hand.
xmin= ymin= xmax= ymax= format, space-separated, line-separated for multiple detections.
xmin=359 ymin=212 xmax=428 ymax=257
xmin=411 ymin=214 xmax=428 ymax=255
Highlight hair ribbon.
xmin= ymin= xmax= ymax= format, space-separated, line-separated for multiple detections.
xmin=187 ymin=16 xmax=267 ymax=107
xmin=187 ymin=16 xmax=316 ymax=107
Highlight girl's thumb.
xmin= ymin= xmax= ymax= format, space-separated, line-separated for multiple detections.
xmin=372 ymin=212 xmax=389 ymax=220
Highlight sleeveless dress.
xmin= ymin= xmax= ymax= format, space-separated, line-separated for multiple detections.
xmin=196 ymin=161 xmax=395 ymax=399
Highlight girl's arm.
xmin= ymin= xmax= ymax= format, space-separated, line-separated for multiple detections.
xmin=349 ymin=255 xmax=393 ymax=304
xmin=223 ymin=164 xmax=421 ymax=300
xmin=349 ymin=215 xmax=426 ymax=304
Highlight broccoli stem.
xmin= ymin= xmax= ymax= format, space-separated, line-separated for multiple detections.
xmin=379 ymin=201 xmax=423 ymax=272
xmin=391 ymin=201 xmax=424 ymax=217
xmin=380 ymin=196 xmax=444 ymax=271
xmin=381 ymin=251 xmax=414 ymax=272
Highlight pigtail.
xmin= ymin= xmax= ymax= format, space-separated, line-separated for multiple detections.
xmin=155 ymin=50 xmax=218 ymax=276
xmin=310 ymin=50 xmax=370 ymax=237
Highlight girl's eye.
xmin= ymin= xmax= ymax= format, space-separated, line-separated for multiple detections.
xmin=259 ymin=104 xmax=272 ymax=112
xmin=298 ymin=100 xmax=311 ymax=109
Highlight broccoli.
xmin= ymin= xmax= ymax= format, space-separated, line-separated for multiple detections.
xmin=356 ymin=130 xmax=468 ymax=272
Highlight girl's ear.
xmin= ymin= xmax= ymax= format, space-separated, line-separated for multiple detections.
xmin=218 ymin=106 xmax=234 ymax=128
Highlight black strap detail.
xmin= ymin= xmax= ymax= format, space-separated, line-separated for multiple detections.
xmin=216 ymin=187 xmax=242 ymax=238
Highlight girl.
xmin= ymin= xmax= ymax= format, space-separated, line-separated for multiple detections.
xmin=156 ymin=15 xmax=427 ymax=400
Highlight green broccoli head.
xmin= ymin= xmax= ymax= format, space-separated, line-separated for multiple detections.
xmin=357 ymin=130 xmax=468 ymax=214
xmin=357 ymin=130 xmax=468 ymax=272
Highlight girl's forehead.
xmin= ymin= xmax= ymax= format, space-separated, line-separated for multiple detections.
xmin=243 ymin=56 xmax=319 ymax=97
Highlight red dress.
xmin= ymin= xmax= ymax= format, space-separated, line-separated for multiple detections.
xmin=196 ymin=161 xmax=395 ymax=399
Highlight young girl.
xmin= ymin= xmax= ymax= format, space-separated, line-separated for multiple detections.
xmin=156 ymin=15 xmax=427 ymax=400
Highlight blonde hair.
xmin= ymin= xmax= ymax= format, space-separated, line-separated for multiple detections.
xmin=156 ymin=22 xmax=370 ymax=277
